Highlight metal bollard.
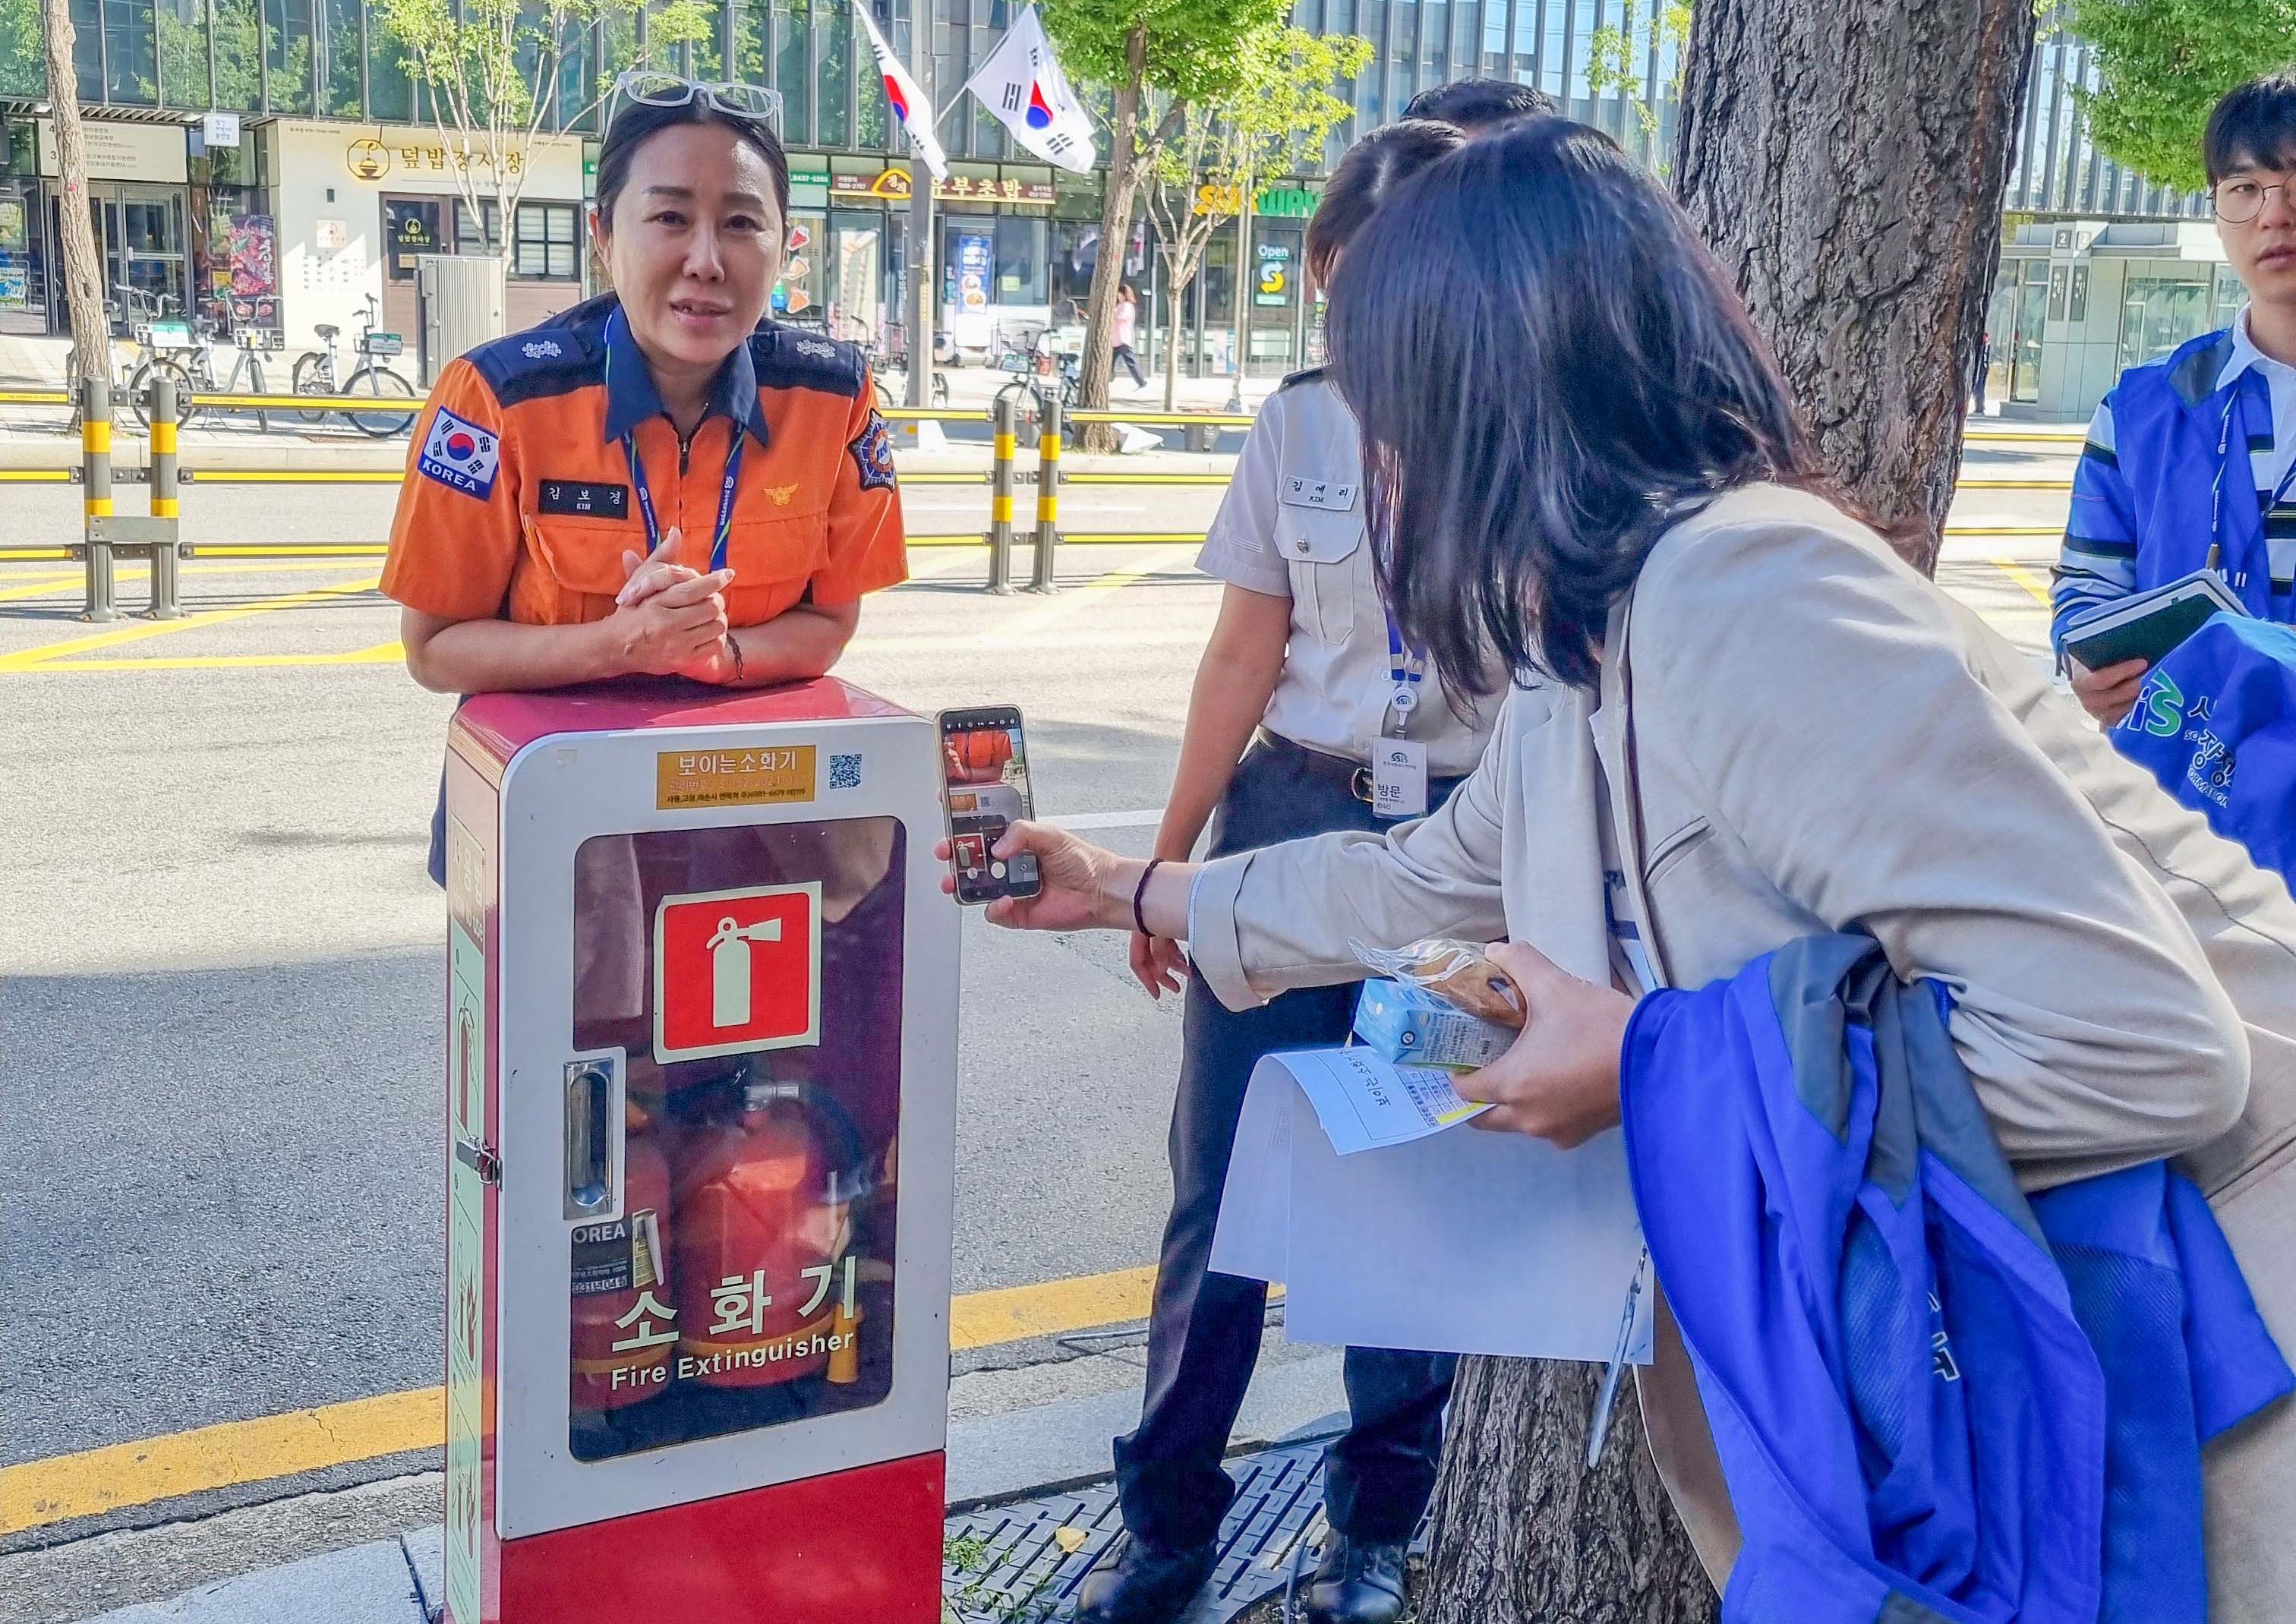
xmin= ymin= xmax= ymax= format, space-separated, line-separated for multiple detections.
xmin=986 ymin=394 xmax=1017 ymax=594
xmin=1030 ymin=396 xmax=1061 ymax=594
xmin=81 ymin=373 xmax=115 ymax=622
xmin=147 ymin=374 xmax=181 ymax=619
xmin=1184 ymin=419 xmax=1219 ymax=454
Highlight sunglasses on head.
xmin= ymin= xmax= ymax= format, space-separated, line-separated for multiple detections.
xmin=610 ymin=70 xmax=783 ymax=126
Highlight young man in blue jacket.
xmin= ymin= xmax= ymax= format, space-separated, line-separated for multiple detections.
xmin=2055 ymin=69 xmax=2296 ymax=726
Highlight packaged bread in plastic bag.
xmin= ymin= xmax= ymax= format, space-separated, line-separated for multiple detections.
xmin=1348 ymin=938 xmax=1525 ymax=1030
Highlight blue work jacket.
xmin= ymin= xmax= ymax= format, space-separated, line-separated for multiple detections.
xmin=1620 ymin=934 xmax=2291 ymax=1623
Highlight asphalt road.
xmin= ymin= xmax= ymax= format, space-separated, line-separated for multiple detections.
xmin=0 ymin=439 xmax=2078 ymax=1521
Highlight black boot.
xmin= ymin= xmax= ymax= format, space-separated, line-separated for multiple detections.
xmin=1301 ymin=1534 xmax=1408 ymax=1624
xmin=1073 ymin=1533 xmax=1219 ymax=1624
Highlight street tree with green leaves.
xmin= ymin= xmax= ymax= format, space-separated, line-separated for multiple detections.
xmin=373 ymin=0 xmax=709 ymax=275
xmin=2067 ymin=0 xmax=2296 ymax=195
xmin=1585 ymin=0 xmax=1692 ymax=165
xmin=1039 ymin=0 xmax=1291 ymax=448
xmin=1138 ymin=24 xmax=1369 ymax=412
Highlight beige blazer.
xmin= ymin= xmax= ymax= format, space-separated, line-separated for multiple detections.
xmin=1187 ymin=484 xmax=2296 ymax=1614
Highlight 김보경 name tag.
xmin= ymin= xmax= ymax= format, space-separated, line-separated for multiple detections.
xmin=1371 ymin=739 xmax=1427 ymax=820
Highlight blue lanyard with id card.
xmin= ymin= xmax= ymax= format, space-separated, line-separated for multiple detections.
xmin=1373 ymin=611 xmax=1430 ymax=820
xmin=623 ymin=430 xmax=744 ymax=570
xmin=2208 ymin=377 xmax=2296 ymax=606
xmin=606 ymin=305 xmax=746 ymax=571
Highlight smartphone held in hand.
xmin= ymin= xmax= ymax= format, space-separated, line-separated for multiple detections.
xmin=938 ymin=705 xmax=1042 ymax=906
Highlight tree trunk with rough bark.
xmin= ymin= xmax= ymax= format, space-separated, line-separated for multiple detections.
xmin=1673 ymin=0 xmax=2039 ymax=577
xmin=1074 ymin=34 xmax=1142 ymax=454
xmin=1419 ymin=1358 xmax=1716 ymax=1624
xmin=42 ymin=0 xmax=111 ymax=403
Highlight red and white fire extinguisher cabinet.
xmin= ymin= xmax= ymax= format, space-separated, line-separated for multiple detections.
xmin=439 ymin=678 xmax=958 ymax=1624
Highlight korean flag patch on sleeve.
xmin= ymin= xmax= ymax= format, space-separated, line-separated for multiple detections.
xmin=418 ymin=408 xmax=503 ymax=500
xmin=848 ymin=408 xmax=897 ymax=494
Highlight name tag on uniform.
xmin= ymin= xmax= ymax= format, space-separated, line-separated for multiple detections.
xmin=537 ymin=480 xmax=631 ymax=519
xmin=1371 ymin=739 xmax=1428 ymax=821
xmin=1281 ymin=475 xmax=1358 ymax=511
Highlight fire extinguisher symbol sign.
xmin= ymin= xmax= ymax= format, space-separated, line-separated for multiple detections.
xmin=653 ymin=881 xmax=822 ymax=1061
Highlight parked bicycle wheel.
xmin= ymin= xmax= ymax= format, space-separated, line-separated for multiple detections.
xmin=127 ymin=356 xmax=199 ymax=432
xmin=344 ymin=365 xmax=418 ymax=437
xmin=291 ymin=353 xmax=335 ymax=425
xmin=992 ymin=378 xmax=1042 ymax=436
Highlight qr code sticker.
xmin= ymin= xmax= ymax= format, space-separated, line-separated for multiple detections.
xmin=828 ymin=752 xmax=863 ymax=791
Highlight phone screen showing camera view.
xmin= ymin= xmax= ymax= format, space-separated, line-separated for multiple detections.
xmin=941 ymin=708 xmax=1042 ymax=906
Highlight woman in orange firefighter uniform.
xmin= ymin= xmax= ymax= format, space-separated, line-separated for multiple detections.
xmin=380 ymin=79 xmax=906 ymax=711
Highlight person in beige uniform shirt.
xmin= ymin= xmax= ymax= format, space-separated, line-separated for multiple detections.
xmin=1084 ymin=121 xmax=1498 ymax=1624
xmin=949 ymin=118 xmax=2296 ymax=1615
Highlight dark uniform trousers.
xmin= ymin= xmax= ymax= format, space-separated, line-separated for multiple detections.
xmin=1112 ymin=735 xmax=1466 ymax=1551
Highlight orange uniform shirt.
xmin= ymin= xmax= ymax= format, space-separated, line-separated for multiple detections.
xmin=381 ymin=294 xmax=907 ymax=627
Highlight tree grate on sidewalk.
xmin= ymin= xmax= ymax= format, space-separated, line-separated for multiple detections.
xmin=942 ymin=1434 xmax=1343 ymax=1623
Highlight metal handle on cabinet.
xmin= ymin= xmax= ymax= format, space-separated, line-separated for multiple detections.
xmin=563 ymin=1059 xmax=614 ymax=1219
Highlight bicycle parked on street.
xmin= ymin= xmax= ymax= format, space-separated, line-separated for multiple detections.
xmin=120 ymin=289 xmax=207 ymax=432
xmin=200 ymin=319 xmax=281 ymax=432
xmin=291 ymin=293 xmax=418 ymax=437
xmin=992 ymin=332 xmax=1079 ymax=443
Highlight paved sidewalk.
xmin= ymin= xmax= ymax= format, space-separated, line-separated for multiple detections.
xmin=43 ymin=1349 xmax=1347 ymax=1624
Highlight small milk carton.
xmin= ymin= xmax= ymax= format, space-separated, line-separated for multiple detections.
xmin=1351 ymin=979 xmax=1516 ymax=1069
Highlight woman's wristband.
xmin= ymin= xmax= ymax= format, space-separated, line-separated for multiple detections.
xmin=1133 ymin=859 xmax=1165 ymax=937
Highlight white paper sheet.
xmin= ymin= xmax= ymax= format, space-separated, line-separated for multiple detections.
xmin=1281 ymin=1046 xmax=1490 ymax=1153
xmin=1209 ymin=1051 xmax=1654 ymax=1365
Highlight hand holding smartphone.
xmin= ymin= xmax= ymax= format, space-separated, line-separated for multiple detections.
xmin=938 ymin=706 xmax=1042 ymax=905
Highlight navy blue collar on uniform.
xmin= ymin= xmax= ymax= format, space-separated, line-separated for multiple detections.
xmin=601 ymin=301 xmax=771 ymax=449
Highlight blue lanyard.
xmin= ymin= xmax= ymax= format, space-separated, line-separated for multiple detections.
xmin=2210 ymin=380 xmax=2296 ymax=594
xmin=1386 ymin=611 xmax=1424 ymax=734
xmin=623 ymin=428 xmax=744 ymax=571
xmin=606 ymin=305 xmax=746 ymax=571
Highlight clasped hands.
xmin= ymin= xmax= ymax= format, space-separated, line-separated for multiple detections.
xmin=610 ymin=528 xmax=738 ymax=682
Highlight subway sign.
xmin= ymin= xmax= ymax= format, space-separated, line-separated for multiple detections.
xmin=1193 ymin=184 xmax=1323 ymax=218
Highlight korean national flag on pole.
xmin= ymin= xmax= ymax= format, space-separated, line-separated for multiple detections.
xmin=963 ymin=5 xmax=1098 ymax=172
xmin=857 ymin=3 xmax=948 ymax=180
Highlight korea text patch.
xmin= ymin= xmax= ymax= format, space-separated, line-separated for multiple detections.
xmin=419 ymin=408 xmax=503 ymax=500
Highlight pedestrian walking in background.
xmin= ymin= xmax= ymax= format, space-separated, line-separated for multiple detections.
xmin=1074 ymin=120 xmax=1490 ymax=1624
xmin=1112 ymin=285 xmax=1147 ymax=390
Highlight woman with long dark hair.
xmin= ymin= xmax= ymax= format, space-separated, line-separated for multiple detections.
xmin=1086 ymin=120 xmax=1492 ymax=1624
xmin=952 ymin=118 xmax=2296 ymax=1604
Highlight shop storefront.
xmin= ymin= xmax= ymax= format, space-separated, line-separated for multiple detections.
xmin=0 ymin=115 xmax=261 ymax=339
xmin=270 ymin=120 xmax=588 ymax=355
xmin=1985 ymin=219 xmax=2248 ymax=420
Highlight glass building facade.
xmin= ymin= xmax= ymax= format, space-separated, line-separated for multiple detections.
xmin=0 ymin=0 xmax=2229 ymax=389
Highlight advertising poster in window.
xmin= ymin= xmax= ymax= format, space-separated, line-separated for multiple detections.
xmin=957 ymin=232 xmax=992 ymax=315
xmin=224 ymin=214 xmax=279 ymax=329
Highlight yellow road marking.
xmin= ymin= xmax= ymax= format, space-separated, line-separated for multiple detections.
xmin=948 ymin=1266 xmax=1159 ymax=1350
xmin=0 ymin=576 xmax=380 ymax=672
xmin=0 ymin=1390 xmax=447 ymax=1537
xmin=25 ymin=642 xmax=406 ymax=672
xmin=982 ymin=553 xmax=1175 ymax=645
xmin=0 ymin=573 xmax=84 ymax=601
xmin=0 ymin=1261 xmax=1191 ymax=1534
xmin=1993 ymin=557 xmax=2055 ymax=607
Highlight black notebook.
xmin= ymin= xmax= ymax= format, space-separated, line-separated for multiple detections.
xmin=2061 ymin=569 xmax=2247 ymax=672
